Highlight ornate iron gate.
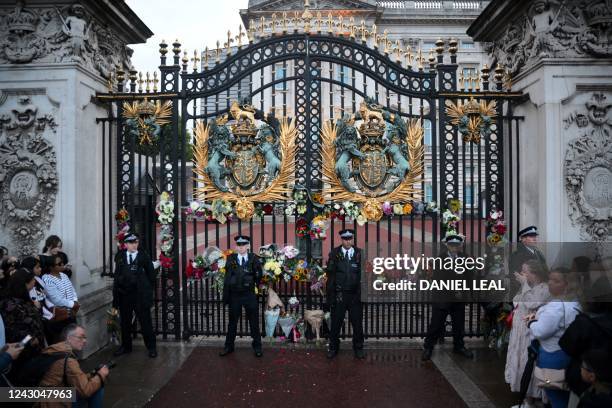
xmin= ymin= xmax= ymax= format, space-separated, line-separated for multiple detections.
xmin=97 ymin=18 xmax=521 ymax=340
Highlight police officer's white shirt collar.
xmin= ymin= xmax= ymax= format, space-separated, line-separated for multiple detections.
xmin=127 ymin=250 xmax=138 ymax=262
xmin=238 ymin=253 xmax=248 ymax=264
xmin=342 ymin=247 xmax=354 ymax=259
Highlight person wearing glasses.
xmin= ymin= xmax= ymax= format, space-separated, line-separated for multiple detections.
xmin=41 ymin=254 xmax=79 ymax=343
xmin=39 ymin=324 xmax=109 ymax=408
xmin=112 ymin=233 xmax=157 ymax=358
xmin=220 ymin=235 xmax=263 ymax=358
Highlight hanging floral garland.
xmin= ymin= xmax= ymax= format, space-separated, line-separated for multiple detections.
xmin=156 ymin=191 xmax=175 ymax=268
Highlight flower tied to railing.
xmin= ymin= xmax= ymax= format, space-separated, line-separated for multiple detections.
xmin=441 ymin=198 xmax=462 ymax=236
xmin=156 ymin=191 xmax=175 ymax=268
xmin=114 ymin=208 xmax=130 ymax=251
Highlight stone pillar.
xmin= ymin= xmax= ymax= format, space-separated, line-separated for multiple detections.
xmin=468 ymin=0 xmax=612 ymax=249
xmin=0 ymin=1 xmax=152 ymax=356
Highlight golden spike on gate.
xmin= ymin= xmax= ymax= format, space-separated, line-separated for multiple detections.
xmin=225 ymin=30 xmax=234 ymax=55
xmin=428 ymin=49 xmax=436 ymax=71
xmin=203 ymin=47 xmax=209 ymax=70
xmin=474 ymin=73 xmax=481 ymax=91
xmin=248 ymin=20 xmax=255 ymax=42
xmin=466 ymin=72 xmax=473 ymax=91
xmin=272 ymin=13 xmax=278 ymax=35
xmin=282 ymin=12 xmax=289 ymax=33
xmin=235 ymin=25 xmax=245 ymax=48
xmin=215 ymin=41 xmax=221 ymax=63
xmin=181 ymin=50 xmax=189 ymax=72
xmin=349 ymin=17 xmax=356 ymax=39
xmin=316 ymin=12 xmax=323 ymax=32
xmin=327 ymin=12 xmax=334 ymax=34
xmin=138 ymin=71 xmax=144 ymax=93
xmin=394 ymin=40 xmax=402 ymax=62
xmin=416 ymin=48 xmax=424 ymax=71
xmin=336 ymin=15 xmax=343 ymax=35
xmin=106 ymin=72 xmax=114 ymax=93
xmin=191 ymin=49 xmax=200 ymax=72
xmin=404 ymin=46 xmax=413 ymax=69
xmin=260 ymin=16 xmax=265 ymax=36
xmin=145 ymin=72 xmax=151 ymax=93
xmin=459 ymin=71 xmax=465 ymax=91
xmin=382 ymin=30 xmax=390 ymax=54
xmin=360 ymin=20 xmax=367 ymax=43
xmin=153 ymin=71 xmax=159 ymax=92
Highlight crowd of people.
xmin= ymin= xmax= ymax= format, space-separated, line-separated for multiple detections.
xmin=0 ymin=236 xmax=107 ymax=408
xmin=502 ymin=227 xmax=612 ymax=408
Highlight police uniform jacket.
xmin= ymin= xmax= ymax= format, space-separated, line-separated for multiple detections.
xmin=222 ymin=253 xmax=262 ymax=305
xmin=430 ymin=247 xmax=475 ymax=305
xmin=326 ymin=246 xmax=363 ymax=299
xmin=509 ymin=243 xmax=546 ymax=274
xmin=112 ymin=250 xmax=156 ymax=308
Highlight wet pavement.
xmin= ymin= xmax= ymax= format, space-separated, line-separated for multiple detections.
xmin=81 ymin=339 xmax=515 ymax=408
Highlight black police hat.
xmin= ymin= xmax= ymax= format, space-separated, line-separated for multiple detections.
xmin=124 ymin=233 xmax=139 ymax=243
xmin=339 ymin=229 xmax=354 ymax=239
xmin=443 ymin=234 xmax=464 ymax=244
xmin=234 ymin=235 xmax=251 ymax=245
xmin=517 ymin=226 xmax=538 ymax=240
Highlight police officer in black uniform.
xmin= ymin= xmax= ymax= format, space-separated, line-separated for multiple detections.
xmin=509 ymin=225 xmax=546 ymax=276
xmin=220 ymin=235 xmax=263 ymax=357
xmin=326 ymin=229 xmax=365 ymax=359
xmin=422 ymin=234 xmax=474 ymax=361
xmin=112 ymin=233 xmax=158 ymax=358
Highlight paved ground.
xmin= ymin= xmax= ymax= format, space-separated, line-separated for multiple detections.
xmin=81 ymin=338 xmax=515 ymax=408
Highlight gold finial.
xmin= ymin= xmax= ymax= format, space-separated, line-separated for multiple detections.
xmin=106 ymin=72 xmax=114 ymax=92
xmin=272 ymin=13 xmax=278 ymax=35
xmin=316 ymin=11 xmax=323 ymax=32
xmin=248 ymin=20 xmax=255 ymax=42
xmin=215 ymin=40 xmax=221 ymax=63
xmin=327 ymin=12 xmax=334 ymax=34
xmin=435 ymin=38 xmax=445 ymax=55
xmin=349 ymin=17 xmax=356 ymax=39
xmin=360 ymin=20 xmax=367 ymax=43
xmin=371 ymin=23 xmax=377 ymax=37
xmin=302 ymin=0 xmax=313 ymax=31
xmin=203 ymin=47 xmax=209 ymax=69
xmin=145 ymin=72 xmax=151 ymax=93
xmin=417 ymin=47 xmax=424 ymax=71
xmin=394 ymin=40 xmax=402 ymax=62
xmin=236 ymin=26 xmax=245 ymax=48
xmin=448 ymin=38 xmax=458 ymax=55
xmin=225 ymin=30 xmax=234 ymax=54
xmin=260 ymin=16 xmax=266 ymax=36
xmin=282 ymin=12 xmax=289 ymax=33
xmin=494 ymin=63 xmax=504 ymax=84
xmin=503 ymin=69 xmax=512 ymax=91
xmin=336 ymin=15 xmax=344 ymax=35
xmin=459 ymin=71 xmax=465 ymax=90
xmin=404 ymin=46 xmax=413 ymax=69
xmin=467 ymin=72 xmax=473 ymax=91
xmin=474 ymin=73 xmax=481 ymax=92
xmin=138 ymin=71 xmax=144 ymax=93
xmin=181 ymin=50 xmax=189 ymax=71
xmin=191 ymin=49 xmax=200 ymax=72
xmin=428 ymin=49 xmax=435 ymax=70
xmin=481 ymin=63 xmax=490 ymax=82
xmin=382 ymin=30 xmax=390 ymax=54
xmin=153 ymin=71 xmax=158 ymax=92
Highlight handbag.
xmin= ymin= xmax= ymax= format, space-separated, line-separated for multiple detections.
xmin=533 ymin=366 xmax=568 ymax=390
xmin=51 ymin=307 xmax=71 ymax=322
xmin=533 ymin=302 xmax=570 ymax=390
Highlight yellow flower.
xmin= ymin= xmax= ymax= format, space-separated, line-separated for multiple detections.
xmin=403 ymin=203 xmax=413 ymax=215
xmin=362 ymin=199 xmax=383 ymax=221
xmin=448 ymin=199 xmax=462 ymax=213
xmin=235 ymin=198 xmax=255 ymax=220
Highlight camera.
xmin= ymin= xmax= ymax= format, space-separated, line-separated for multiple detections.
xmin=92 ymin=360 xmax=116 ymax=374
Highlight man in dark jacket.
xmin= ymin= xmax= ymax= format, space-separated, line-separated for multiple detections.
xmin=112 ymin=233 xmax=157 ymax=358
xmin=509 ymin=226 xmax=546 ymax=276
xmin=422 ymin=234 xmax=474 ymax=361
xmin=326 ymin=229 xmax=365 ymax=359
xmin=220 ymin=235 xmax=263 ymax=357
xmin=559 ymin=301 xmax=612 ymax=398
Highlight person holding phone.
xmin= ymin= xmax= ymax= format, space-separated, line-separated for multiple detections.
xmin=0 ymin=269 xmax=46 ymax=364
xmin=39 ymin=324 xmax=108 ymax=408
xmin=0 ymin=343 xmax=25 ymax=387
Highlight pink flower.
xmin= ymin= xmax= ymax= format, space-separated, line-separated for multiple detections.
xmin=382 ymin=201 xmax=393 ymax=216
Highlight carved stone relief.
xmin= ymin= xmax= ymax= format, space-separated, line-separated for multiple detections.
xmin=0 ymin=1 xmax=133 ymax=78
xmin=488 ymin=0 xmax=612 ymax=76
xmin=564 ymin=92 xmax=612 ymax=241
xmin=0 ymin=93 xmax=58 ymax=256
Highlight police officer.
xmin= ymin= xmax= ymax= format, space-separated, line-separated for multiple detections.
xmin=326 ymin=229 xmax=365 ymax=359
xmin=220 ymin=235 xmax=263 ymax=357
xmin=422 ymin=234 xmax=474 ymax=361
xmin=509 ymin=226 xmax=546 ymax=276
xmin=112 ymin=233 xmax=158 ymax=358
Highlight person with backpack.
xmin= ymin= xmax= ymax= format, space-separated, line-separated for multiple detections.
xmin=35 ymin=324 xmax=108 ymax=408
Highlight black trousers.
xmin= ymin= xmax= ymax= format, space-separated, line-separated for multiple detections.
xmin=118 ymin=294 xmax=156 ymax=351
xmin=329 ymin=291 xmax=364 ymax=351
xmin=423 ymin=302 xmax=465 ymax=350
xmin=224 ymin=291 xmax=262 ymax=350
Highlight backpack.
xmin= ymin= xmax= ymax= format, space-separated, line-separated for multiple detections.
xmin=14 ymin=352 xmax=69 ymax=387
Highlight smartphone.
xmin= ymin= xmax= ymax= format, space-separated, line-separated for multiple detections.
xmin=19 ymin=335 xmax=32 ymax=348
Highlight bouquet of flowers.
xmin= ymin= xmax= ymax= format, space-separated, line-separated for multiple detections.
xmin=486 ymin=209 xmax=507 ymax=247
xmin=115 ymin=208 xmax=130 ymax=251
xmin=278 ymin=313 xmax=296 ymax=338
xmin=188 ymin=246 xmax=231 ymax=291
xmin=295 ymin=218 xmax=309 ymax=238
xmin=309 ymin=215 xmax=328 ymax=240
xmin=309 ymin=262 xmax=326 ymax=294
xmin=185 ymin=255 xmax=206 ymax=280
xmin=106 ymin=308 xmax=121 ymax=345
xmin=292 ymin=189 xmax=308 ymax=215
xmin=184 ymin=199 xmax=233 ymax=224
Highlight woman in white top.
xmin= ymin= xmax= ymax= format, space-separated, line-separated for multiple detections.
xmin=41 ymin=254 xmax=79 ymax=343
xmin=505 ymin=260 xmax=550 ymax=406
xmin=527 ymin=267 xmax=581 ymax=408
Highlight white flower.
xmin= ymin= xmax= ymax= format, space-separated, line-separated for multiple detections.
xmin=334 ymin=203 xmax=340 ymax=210
xmin=356 ymin=214 xmax=367 ymax=226
xmin=190 ymin=201 xmax=200 ymax=211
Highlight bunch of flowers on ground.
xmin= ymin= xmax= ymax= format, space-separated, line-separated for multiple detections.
xmin=258 ymin=244 xmax=305 ymax=285
xmin=106 ymin=307 xmax=121 ymax=345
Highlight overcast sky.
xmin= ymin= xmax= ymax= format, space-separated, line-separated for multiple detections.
xmin=126 ymin=0 xmax=249 ymax=74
